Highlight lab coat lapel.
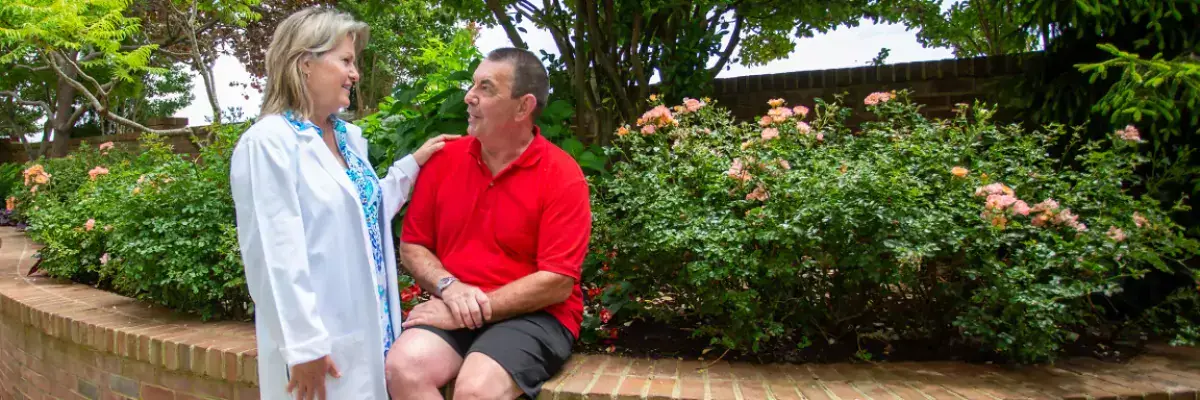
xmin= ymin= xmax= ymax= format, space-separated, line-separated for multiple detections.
xmin=285 ymin=119 xmax=359 ymax=202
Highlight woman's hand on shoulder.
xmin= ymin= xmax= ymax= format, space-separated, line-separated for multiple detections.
xmin=413 ymin=134 xmax=461 ymax=166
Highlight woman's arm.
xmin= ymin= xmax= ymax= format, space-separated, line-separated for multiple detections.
xmin=379 ymin=134 xmax=460 ymax=218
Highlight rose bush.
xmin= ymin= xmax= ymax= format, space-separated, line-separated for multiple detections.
xmin=11 ymin=127 xmax=250 ymax=320
xmin=584 ymin=91 xmax=1199 ymax=362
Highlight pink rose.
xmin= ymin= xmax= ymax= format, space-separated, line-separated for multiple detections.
xmin=761 ymin=128 xmax=780 ymax=140
xmin=1011 ymin=201 xmax=1030 ymax=216
xmin=792 ymin=105 xmax=809 ymax=118
xmin=796 ymin=122 xmax=812 ymax=135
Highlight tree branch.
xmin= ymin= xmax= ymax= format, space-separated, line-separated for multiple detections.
xmin=67 ymin=105 xmax=89 ymax=128
xmin=14 ymin=64 xmax=50 ymax=73
xmin=488 ymin=0 xmax=529 ymax=49
xmin=0 ymin=91 xmax=51 ymax=114
xmin=708 ymin=11 xmax=744 ymax=76
xmin=106 ymin=110 xmax=192 ymax=135
xmin=57 ymin=51 xmax=107 ymax=96
xmin=44 ymin=51 xmax=103 ymax=114
xmin=707 ymin=4 xmax=734 ymax=27
xmin=583 ymin=0 xmax=635 ymax=117
xmin=630 ymin=13 xmax=647 ymax=96
xmin=538 ymin=0 xmax=576 ymax=66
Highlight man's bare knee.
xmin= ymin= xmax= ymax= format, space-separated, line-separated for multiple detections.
xmin=453 ymin=353 xmax=522 ymax=400
xmin=386 ymin=329 xmax=464 ymax=398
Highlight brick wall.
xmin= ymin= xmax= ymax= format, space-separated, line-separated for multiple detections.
xmin=0 ymin=228 xmax=259 ymax=400
xmin=1 ymin=119 xmax=204 ymax=164
xmin=707 ymin=52 xmax=1040 ymax=123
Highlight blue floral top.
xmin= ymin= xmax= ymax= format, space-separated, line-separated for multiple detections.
xmin=284 ymin=111 xmax=395 ymax=357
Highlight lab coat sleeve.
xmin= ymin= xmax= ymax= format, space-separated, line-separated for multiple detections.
xmin=380 ymin=154 xmax=420 ymax=219
xmin=230 ymin=133 xmax=330 ymax=367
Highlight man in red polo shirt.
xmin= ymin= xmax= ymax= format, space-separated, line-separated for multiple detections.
xmin=384 ymin=47 xmax=591 ymax=400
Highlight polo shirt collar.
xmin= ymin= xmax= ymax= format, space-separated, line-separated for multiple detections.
xmin=469 ymin=126 xmax=545 ymax=169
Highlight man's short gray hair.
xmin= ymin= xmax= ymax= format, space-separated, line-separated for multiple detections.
xmin=486 ymin=47 xmax=549 ymax=120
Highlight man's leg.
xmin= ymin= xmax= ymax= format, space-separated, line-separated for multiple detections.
xmin=453 ymin=353 xmax=524 ymax=400
xmin=452 ymin=312 xmax=574 ymax=400
xmin=386 ymin=328 xmax=467 ymax=400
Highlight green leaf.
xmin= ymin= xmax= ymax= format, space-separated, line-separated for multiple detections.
xmin=561 ymin=138 xmax=585 ymax=156
xmin=541 ymin=100 xmax=575 ymax=122
xmin=447 ymin=69 xmax=473 ymax=82
xmin=438 ymin=91 xmax=468 ymax=117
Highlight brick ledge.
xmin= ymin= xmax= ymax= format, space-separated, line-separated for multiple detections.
xmin=0 ymin=227 xmax=259 ymax=388
xmin=4 ymin=226 xmax=1200 ymax=399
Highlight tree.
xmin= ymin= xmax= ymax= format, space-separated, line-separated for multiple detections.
xmin=450 ymin=0 xmax=941 ymax=145
xmin=337 ymin=0 xmax=460 ymax=115
xmin=901 ymin=0 xmax=1042 ymax=58
xmin=126 ymin=0 xmax=261 ymax=125
xmin=201 ymin=0 xmax=462 ymax=119
xmin=0 ymin=0 xmax=193 ymax=156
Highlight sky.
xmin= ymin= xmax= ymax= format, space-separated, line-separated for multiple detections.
xmin=173 ymin=17 xmax=957 ymax=127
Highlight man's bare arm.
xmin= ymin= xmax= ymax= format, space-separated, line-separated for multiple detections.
xmin=400 ymin=241 xmax=493 ymax=329
xmin=485 ymin=271 xmax=574 ymax=323
xmin=398 ymin=242 xmax=454 ymax=294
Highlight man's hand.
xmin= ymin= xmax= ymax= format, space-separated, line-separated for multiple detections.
xmin=440 ymin=282 xmax=493 ymax=329
xmin=287 ymin=355 xmax=340 ymax=400
xmin=401 ymin=299 xmax=466 ymax=330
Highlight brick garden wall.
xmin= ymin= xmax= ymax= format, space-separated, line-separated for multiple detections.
xmin=707 ymin=52 xmax=1041 ymax=124
xmin=1 ymin=118 xmax=203 ymax=164
xmin=0 ymin=228 xmax=259 ymax=400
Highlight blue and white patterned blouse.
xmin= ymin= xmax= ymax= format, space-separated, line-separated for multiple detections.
xmin=284 ymin=111 xmax=395 ymax=357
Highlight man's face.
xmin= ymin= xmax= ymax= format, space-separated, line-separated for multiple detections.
xmin=465 ymin=60 xmax=527 ymax=139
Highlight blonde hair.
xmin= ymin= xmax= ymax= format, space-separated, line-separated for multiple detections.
xmin=259 ymin=7 xmax=369 ymax=120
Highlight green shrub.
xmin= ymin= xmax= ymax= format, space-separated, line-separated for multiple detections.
xmin=0 ymin=162 xmax=21 ymax=201
xmin=14 ymin=126 xmax=249 ymax=320
xmin=585 ymin=92 xmax=1200 ymax=362
xmin=358 ymin=28 xmax=607 ymax=178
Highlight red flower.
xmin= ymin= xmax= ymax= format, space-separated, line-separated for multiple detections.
xmin=607 ymin=328 xmax=619 ymax=339
xmin=600 ymin=309 xmax=612 ymax=324
xmin=400 ymin=285 xmax=422 ymax=303
xmin=587 ymin=287 xmax=603 ymax=299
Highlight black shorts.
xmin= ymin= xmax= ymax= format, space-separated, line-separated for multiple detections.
xmin=411 ymin=311 xmax=575 ymax=398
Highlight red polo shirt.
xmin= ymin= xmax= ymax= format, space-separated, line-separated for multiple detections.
xmin=399 ymin=128 xmax=591 ymax=338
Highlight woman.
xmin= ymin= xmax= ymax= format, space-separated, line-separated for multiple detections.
xmin=230 ymin=7 xmax=455 ymax=400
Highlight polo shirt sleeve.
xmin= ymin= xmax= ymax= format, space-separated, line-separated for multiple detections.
xmin=399 ymin=158 xmax=439 ymax=249
xmin=537 ymin=178 xmax=592 ymax=280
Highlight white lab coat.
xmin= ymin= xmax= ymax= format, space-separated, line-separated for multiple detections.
xmin=230 ymin=114 xmax=416 ymax=400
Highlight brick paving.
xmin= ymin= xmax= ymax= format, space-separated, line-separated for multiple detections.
xmin=2 ymin=227 xmax=1199 ymax=399
xmin=538 ymin=349 xmax=1200 ymax=399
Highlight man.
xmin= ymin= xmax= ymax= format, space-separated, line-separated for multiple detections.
xmin=384 ymin=47 xmax=592 ymax=400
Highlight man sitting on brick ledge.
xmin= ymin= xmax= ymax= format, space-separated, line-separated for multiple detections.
xmin=384 ymin=47 xmax=592 ymax=400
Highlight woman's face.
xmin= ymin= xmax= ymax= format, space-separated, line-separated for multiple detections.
xmin=302 ymin=35 xmax=360 ymax=118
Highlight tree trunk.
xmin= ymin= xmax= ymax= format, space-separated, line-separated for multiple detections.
xmin=49 ymin=53 xmax=79 ymax=158
xmin=200 ymin=58 xmax=222 ymax=124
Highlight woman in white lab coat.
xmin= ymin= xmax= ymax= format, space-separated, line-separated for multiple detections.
xmin=229 ymin=8 xmax=455 ymax=400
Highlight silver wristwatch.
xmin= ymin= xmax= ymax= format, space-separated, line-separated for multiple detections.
xmin=435 ymin=276 xmax=458 ymax=297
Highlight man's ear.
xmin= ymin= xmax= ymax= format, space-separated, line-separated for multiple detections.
xmin=517 ymin=93 xmax=538 ymax=121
